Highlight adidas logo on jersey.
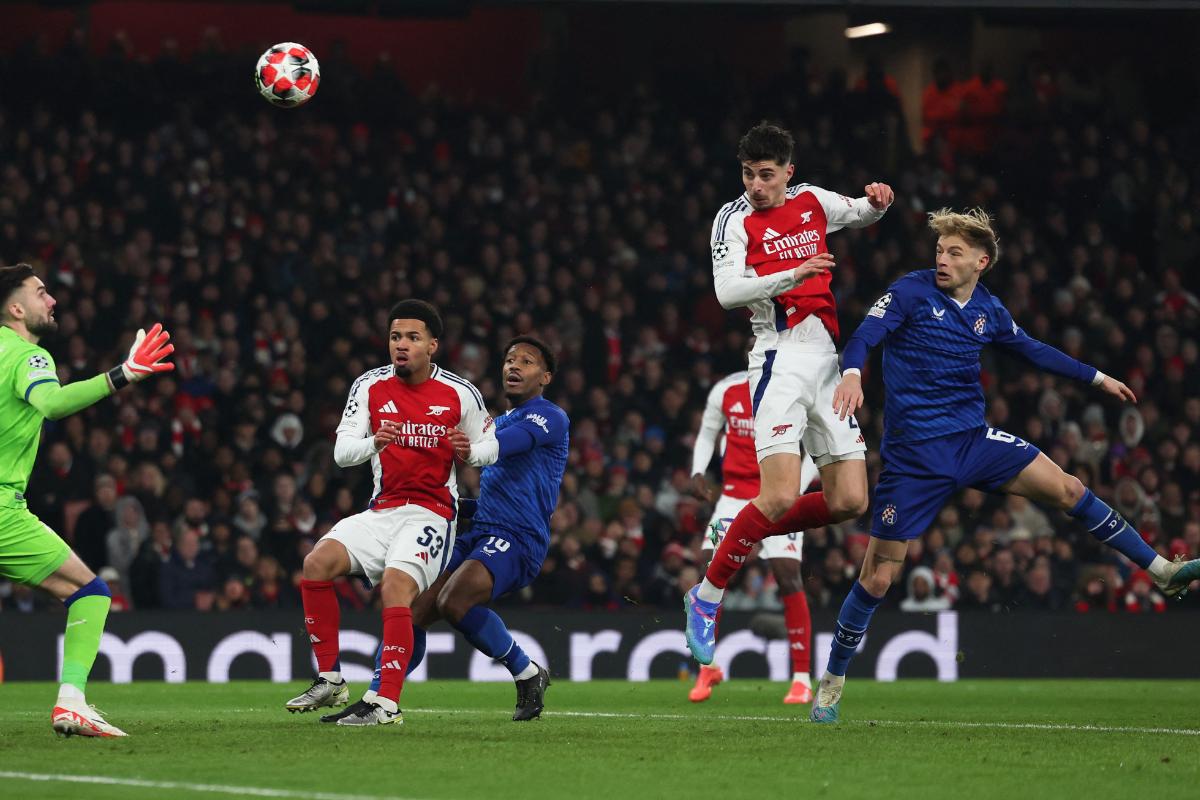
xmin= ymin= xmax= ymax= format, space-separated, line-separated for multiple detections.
xmin=378 ymin=400 xmax=399 ymax=414
xmin=762 ymin=227 xmax=782 ymax=240
xmin=729 ymin=401 xmax=745 ymax=413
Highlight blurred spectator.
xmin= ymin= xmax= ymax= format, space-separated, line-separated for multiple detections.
xmin=159 ymin=530 xmax=215 ymax=610
xmin=900 ymin=566 xmax=951 ymax=612
xmin=1123 ymin=570 xmax=1167 ymax=613
xmin=106 ymin=496 xmax=149 ymax=594
xmin=74 ymin=474 xmax=119 ymax=571
xmin=958 ymin=569 xmax=1000 ymax=612
xmin=921 ymin=58 xmax=963 ymax=149
xmin=99 ymin=566 xmax=131 ymax=612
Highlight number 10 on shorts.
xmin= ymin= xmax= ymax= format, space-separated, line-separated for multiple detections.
xmin=482 ymin=536 xmax=510 ymax=555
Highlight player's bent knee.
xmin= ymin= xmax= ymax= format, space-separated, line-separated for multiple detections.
xmin=861 ymin=573 xmax=892 ymax=598
xmin=302 ymin=545 xmax=340 ymax=581
xmin=827 ymin=489 xmax=869 ymax=521
xmin=380 ymin=570 xmax=419 ymax=607
xmin=436 ymin=587 xmax=471 ymax=624
xmin=758 ymin=489 xmax=798 ymax=521
xmin=1061 ymin=475 xmax=1086 ymax=510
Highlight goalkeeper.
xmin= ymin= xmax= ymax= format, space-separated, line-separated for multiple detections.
xmin=0 ymin=264 xmax=174 ymax=738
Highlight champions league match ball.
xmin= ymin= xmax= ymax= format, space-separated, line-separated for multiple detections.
xmin=254 ymin=43 xmax=320 ymax=108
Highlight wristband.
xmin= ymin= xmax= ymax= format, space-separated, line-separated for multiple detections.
xmin=107 ymin=365 xmax=130 ymax=391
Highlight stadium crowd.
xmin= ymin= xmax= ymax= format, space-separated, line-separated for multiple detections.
xmin=1 ymin=33 xmax=1198 ymax=616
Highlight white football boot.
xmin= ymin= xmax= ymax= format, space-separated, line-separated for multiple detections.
xmin=285 ymin=677 xmax=350 ymax=713
xmin=51 ymin=698 xmax=128 ymax=738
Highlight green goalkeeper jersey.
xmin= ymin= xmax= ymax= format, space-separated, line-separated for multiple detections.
xmin=0 ymin=325 xmax=61 ymax=503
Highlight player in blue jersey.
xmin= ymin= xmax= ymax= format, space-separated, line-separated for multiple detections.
xmin=810 ymin=208 xmax=1200 ymax=723
xmin=322 ymin=335 xmax=569 ymax=723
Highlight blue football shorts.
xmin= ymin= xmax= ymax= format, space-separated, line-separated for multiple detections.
xmin=870 ymin=426 xmax=1041 ymax=541
xmin=445 ymin=523 xmax=547 ymax=599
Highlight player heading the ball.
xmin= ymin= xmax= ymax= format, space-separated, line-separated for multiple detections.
xmin=684 ymin=122 xmax=892 ymax=666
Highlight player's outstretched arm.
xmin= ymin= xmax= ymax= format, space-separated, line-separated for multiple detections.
xmin=26 ymin=323 xmax=174 ymax=420
xmin=809 ymin=183 xmax=894 ymax=232
xmin=990 ymin=303 xmax=1110 ymax=388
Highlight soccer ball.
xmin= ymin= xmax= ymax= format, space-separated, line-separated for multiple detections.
xmin=254 ymin=43 xmax=320 ymax=108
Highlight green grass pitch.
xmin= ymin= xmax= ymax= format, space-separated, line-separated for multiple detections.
xmin=1 ymin=679 xmax=1197 ymax=799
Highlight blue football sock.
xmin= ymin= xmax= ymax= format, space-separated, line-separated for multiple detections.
xmin=368 ymin=626 xmax=426 ymax=693
xmin=827 ymin=582 xmax=884 ymax=677
xmin=1070 ymin=489 xmax=1157 ymax=569
xmin=368 ymin=640 xmax=382 ymax=693
xmin=456 ymin=605 xmax=530 ymax=677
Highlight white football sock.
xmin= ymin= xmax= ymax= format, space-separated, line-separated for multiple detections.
xmin=362 ymin=689 xmax=378 ymax=704
xmin=514 ymin=663 xmax=539 ymax=681
xmin=1148 ymin=555 xmax=1171 ymax=581
xmin=375 ymin=696 xmax=398 ymax=714
xmin=791 ymin=672 xmax=811 ymax=686
xmin=319 ymin=670 xmax=343 ymax=684
xmin=696 ymin=578 xmax=724 ymax=604
xmin=57 ymin=683 xmax=85 ymax=703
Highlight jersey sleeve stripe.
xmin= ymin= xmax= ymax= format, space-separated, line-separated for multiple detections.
xmin=438 ymin=370 xmax=485 ymax=410
xmin=714 ymin=198 xmax=749 ymax=241
xmin=24 ymin=378 xmax=59 ymax=401
xmin=348 ymin=365 xmax=392 ymax=396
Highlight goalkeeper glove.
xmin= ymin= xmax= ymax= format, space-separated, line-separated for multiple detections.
xmin=107 ymin=323 xmax=174 ymax=389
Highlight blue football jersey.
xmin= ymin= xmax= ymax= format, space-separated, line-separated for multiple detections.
xmin=843 ymin=269 xmax=1097 ymax=444
xmin=472 ymin=396 xmax=569 ymax=547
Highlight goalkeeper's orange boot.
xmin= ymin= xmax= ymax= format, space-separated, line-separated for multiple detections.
xmin=688 ymin=664 xmax=724 ymax=702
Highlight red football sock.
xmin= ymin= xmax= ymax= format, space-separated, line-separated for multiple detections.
xmin=300 ymin=579 xmax=340 ymax=672
xmin=782 ymin=590 xmax=812 ymax=675
xmin=377 ymin=606 xmax=414 ymax=705
xmin=769 ymin=492 xmax=833 ymax=535
xmin=705 ymin=503 xmax=774 ymax=589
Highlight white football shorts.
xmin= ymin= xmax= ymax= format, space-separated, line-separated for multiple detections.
xmin=747 ymin=348 xmax=867 ymax=465
xmin=702 ymin=494 xmax=803 ymax=562
xmin=325 ymin=504 xmax=456 ymax=592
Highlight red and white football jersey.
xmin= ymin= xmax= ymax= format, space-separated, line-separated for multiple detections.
xmin=337 ymin=363 xmax=494 ymax=520
xmin=711 ymin=183 xmax=886 ymax=352
xmin=692 ymin=372 xmax=759 ymax=500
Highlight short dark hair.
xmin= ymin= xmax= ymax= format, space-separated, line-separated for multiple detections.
xmin=507 ymin=335 xmax=556 ymax=374
xmin=0 ymin=263 xmax=35 ymax=315
xmin=737 ymin=122 xmax=794 ymax=166
xmin=388 ymin=299 xmax=442 ymax=338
